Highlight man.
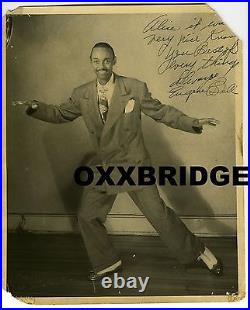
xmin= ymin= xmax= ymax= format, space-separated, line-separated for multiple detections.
xmin=14 ymin=42 xmax=222 ymax=281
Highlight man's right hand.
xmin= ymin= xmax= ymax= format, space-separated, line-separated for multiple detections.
xmin=12 ymin=100 xmax=38 ymax=109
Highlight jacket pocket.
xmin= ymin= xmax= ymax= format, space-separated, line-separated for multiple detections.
xmin=123 ymin=98 xmax=140 ymax=131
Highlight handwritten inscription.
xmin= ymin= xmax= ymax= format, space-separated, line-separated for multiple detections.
xmin=143 ymin=14 xmax=181 ymax=33
xmin=143 ymin=15 xmax=239 ymax=102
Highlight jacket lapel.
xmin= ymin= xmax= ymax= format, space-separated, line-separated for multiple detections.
xmin=78 ymin=81 xmax=102 ymax=150
xmin=88 ymin=80 xmax=104 ymax=128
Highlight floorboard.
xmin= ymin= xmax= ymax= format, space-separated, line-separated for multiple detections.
xmin=7 ymin=233 xmax=238 ymax=298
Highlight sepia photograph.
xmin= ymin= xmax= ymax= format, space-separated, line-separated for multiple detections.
xmin=3 ymin=3 xmax=246 ymax=305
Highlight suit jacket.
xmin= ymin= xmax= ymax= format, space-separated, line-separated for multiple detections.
xmin=27 ymin=74 xmax=202 ymax=193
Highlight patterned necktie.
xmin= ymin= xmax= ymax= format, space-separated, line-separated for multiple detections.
xmin=98 ymin=89 xmax=109 ymax=123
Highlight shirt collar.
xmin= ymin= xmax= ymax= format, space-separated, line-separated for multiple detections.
xmin=97 ymin=73 xmax=115 ymax=90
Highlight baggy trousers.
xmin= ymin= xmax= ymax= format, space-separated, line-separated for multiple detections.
xmin=77 ymin=185 xmax=205 ymax=273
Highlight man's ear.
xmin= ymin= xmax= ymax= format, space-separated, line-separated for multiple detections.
xmin=113 ymin=56 xmax=117 ymax=65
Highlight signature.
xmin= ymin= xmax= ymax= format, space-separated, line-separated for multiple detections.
xmin=169 ymin=77 xmax=238 ymax=102
xmin=142 ymin=15 xmax=239 ymax=103
xmin=169 ymin=70 xmax=219 ymax=88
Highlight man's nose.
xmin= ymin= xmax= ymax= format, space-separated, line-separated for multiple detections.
xmin=101 ymin=61 xmax=108 ymax=68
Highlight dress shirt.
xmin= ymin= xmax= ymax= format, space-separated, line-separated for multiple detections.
xmin=96 ymin=73 xmax=115 ymax=106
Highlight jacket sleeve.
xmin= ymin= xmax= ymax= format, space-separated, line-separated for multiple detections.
xmin=140 ymin=82 xmax=202 ymax=134
xmin=26 ymin=88 xmax=81 ymax=123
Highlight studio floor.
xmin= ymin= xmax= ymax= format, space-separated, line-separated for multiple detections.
xmin=7 ymin=233 xmax=238 ymax=298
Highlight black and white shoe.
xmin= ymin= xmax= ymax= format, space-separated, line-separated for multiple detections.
xmin=88 ymin=261 xmax=122 ymax=281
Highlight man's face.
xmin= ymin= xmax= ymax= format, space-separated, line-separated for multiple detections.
xmin=90 ymin=47 xmax=116 ymax=82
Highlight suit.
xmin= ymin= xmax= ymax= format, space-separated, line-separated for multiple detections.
xmin=27 ymin=74 xmax=204 ymax=272
xmin=27 ymin=74 xmax=201 ymax=193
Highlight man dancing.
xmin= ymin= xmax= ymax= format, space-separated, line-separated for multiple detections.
xmin=14 ymin=42 xmax=222 ymax=280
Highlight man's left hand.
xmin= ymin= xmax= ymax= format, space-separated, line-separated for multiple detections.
xmin=198 ymin=118 xmax=220 ymax=127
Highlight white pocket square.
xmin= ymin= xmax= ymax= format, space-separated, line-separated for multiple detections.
xmin=125 ymin=99 xmax=135 ymax=114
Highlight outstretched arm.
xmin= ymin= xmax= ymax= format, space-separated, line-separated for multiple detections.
xmin=13 ymin=88 xmax=81 ymax=123
xmin=140 ymin=83 xmax=219 ymax=133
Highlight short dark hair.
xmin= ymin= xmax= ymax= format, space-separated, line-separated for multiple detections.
xmin=90 ymin=42 xmax=115 ymax=59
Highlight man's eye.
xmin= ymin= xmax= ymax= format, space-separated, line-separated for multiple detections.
xmin=93 ymin=61 xmax=100 ymax=65
xmin=104 ymin=60 xmax=111 ymax=65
